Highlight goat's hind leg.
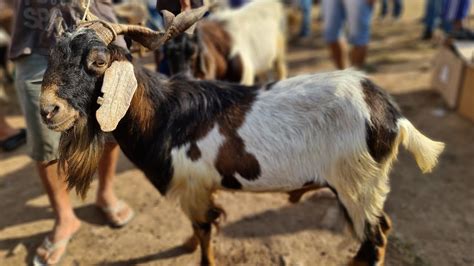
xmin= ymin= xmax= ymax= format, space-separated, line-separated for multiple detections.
xmin=350 ymin=213 xmax=392 ymax=266
xmin=328 ymin=160 xmax=391 ymax=265
xmin=274 ymin=32 xmax=288 ymax=80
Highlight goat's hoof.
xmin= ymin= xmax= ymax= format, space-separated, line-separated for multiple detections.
xmin=181 ymin=235 xmax=199 ymax=253
xmin=348 ymin=259 xmax=377 ymax=266
xmin=200 ymin=258 xmax=216 ymax=266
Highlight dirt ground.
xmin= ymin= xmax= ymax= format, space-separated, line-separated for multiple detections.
xmin=1 ymin=1 xmax=474 ymax=265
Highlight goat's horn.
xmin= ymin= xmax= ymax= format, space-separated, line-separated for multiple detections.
xmin=80 ymin=5 xmax=210 ymax=50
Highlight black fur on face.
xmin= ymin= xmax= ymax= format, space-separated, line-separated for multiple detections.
xmin=42 ymin=29 xmax=130 ymax=197
xmin=163 ymin=33 xmax=198 ymax=76
xmin=44 ymin=29 xmax=130 ymax=120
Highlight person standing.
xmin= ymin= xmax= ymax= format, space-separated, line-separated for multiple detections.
xmin=299 ymin=0 xmax=313 ymax=37
xmin=422 ymin=0 xmax=443 ymax=39
xmin=442 ymin=0 xmax=472 ymax=33
xmin=380 ymin=0 xmax=403 ymax=19
xmin=321 ymin=0 xmax=375 ymax=69
xmin=9 ymin=1 xmax=134 ymax=264
xmin=0 ymin=0 xmax=26 ymax=152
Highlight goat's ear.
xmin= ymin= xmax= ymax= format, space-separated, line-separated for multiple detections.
xmin=95 ymin=61 xmax=137 ymax=132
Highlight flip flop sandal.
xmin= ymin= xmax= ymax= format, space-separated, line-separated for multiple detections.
xmin=32 ymin=236 xmax=71 ymax=266
xmin=0 ymin=128 xmax=26 ymax=152
xmin=99 ymin=200 xmax=135 ymax=228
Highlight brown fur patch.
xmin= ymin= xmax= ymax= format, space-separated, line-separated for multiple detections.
xmin=361 ymin=79 xmax=401 ymax=163
xmin=128 ymin=79 xmax=155 ymax=135
xmin=186 ymin=142 xmax=202 ymax=161
xmin=58 ymin=117 xmax=105 ymax=198
xmin=195 ymin=21 xmax=243 ymax=82
xmin=215 ymin=103 xmax=261 ymax=187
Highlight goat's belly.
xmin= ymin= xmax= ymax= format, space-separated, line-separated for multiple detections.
xmin=232 ymin=150 xmax=328 ymax=192
xmin=170 ymin=143 xmax=325 ymax=193
xmin=168 ymin=126 xmax=328 ymax=193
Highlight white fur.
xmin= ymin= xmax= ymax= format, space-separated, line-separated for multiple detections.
xmin=398 ymin=118 xmax=445 ymax=173
xmin=210 ymin=0 xmax=287 ymax=85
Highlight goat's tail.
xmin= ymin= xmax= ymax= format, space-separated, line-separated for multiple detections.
xmin=397 ymin=118 xmax=445 ymax=173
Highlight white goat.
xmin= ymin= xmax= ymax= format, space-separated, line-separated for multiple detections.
xmin=210 ymin=0 xmax=287 ymax=85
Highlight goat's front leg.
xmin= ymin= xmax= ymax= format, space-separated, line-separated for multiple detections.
xmin=193 ymin=221 xmax=215 ymax=266
xmin=181 ymin=193 xmax=224 ymax=266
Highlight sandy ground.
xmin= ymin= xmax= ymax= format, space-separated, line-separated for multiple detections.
xmin=1 ymin=1 xmax=474 ymax=265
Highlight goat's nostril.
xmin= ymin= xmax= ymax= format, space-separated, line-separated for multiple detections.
xmin=41 ymin=104 xmax=61 ymax=120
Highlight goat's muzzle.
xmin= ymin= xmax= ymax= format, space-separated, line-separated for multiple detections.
xmin=40 ymin=89 xmax=80 ymax=132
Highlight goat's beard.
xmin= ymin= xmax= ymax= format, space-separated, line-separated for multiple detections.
xmin=58 ymin=117 xmax=105 ymax=199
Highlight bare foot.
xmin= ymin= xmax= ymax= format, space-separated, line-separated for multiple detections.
xmin=35 ymin=217 xmax=81 ymax=265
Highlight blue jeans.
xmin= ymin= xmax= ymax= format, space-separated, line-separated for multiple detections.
xmin=322 ymin=0 xmax=374 ymax=46
xmin=424 ymin=0 xmax=443 ymax=32
xmin=299 ymin=0 xmax=312 ymax=36
xmin=380 ymin=0 xmax=403 ymax=18
xmin=441 ymin=0 xmax=472 ymax=31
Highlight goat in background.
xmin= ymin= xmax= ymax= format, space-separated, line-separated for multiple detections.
xmin=164 ymin=0 xmax=287 ymax=85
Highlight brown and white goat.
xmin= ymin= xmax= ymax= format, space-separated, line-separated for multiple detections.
xmin=165 ymin=0 xmax=287 ymax=85
xmin=39 ymin=8 xmax=444 ymax=266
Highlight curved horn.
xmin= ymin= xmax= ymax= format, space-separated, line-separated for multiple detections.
xmin=79 ymin=5 xmax=210 ymax=50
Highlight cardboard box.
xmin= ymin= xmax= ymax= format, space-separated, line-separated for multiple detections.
xmin=431 ymin=46 xmax=465 ymax=108
xmin=458 ymin=66 xmax=474 ymax=123
xmin=431 ymin=41 xmax=474 ymax=109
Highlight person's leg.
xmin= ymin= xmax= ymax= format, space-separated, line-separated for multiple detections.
xmin=328 ymin=42 xmax=346 ymax=70
xmin=346 ymin=0 xmax=373 ymax=68
xmin=393 ymin=0 xmax=403 ymax=18
xmin=441 ymin=0 xmax=464 ymax=33
xmin=299 ymin=0 xmax=312 ymax=37
xmin=0 ymin=112 xmax=20 ymax=140
xmin=15 ymin=54 xmax=81 ymax=264
xmin=96 ymin=142 xmax=120 ymax=205
xmin=322 ymin=0 xmax=346 ymax=69
xmin=0 ymin=100 xmax=26 ymax=151
xmin=35 ymin=161 xmax=82 ymax=264
xmin=380 ymin=0 xmax=388 ymax=17
xmin=422 ymin=0 xmax=438 ymax=39
xmin=452 ymin=0 xmax=471 ymax=31
xmin=96 ymin=141 xmax=134 ymax=226
xmin=350 ymin=46 xmax=369 ymax=68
